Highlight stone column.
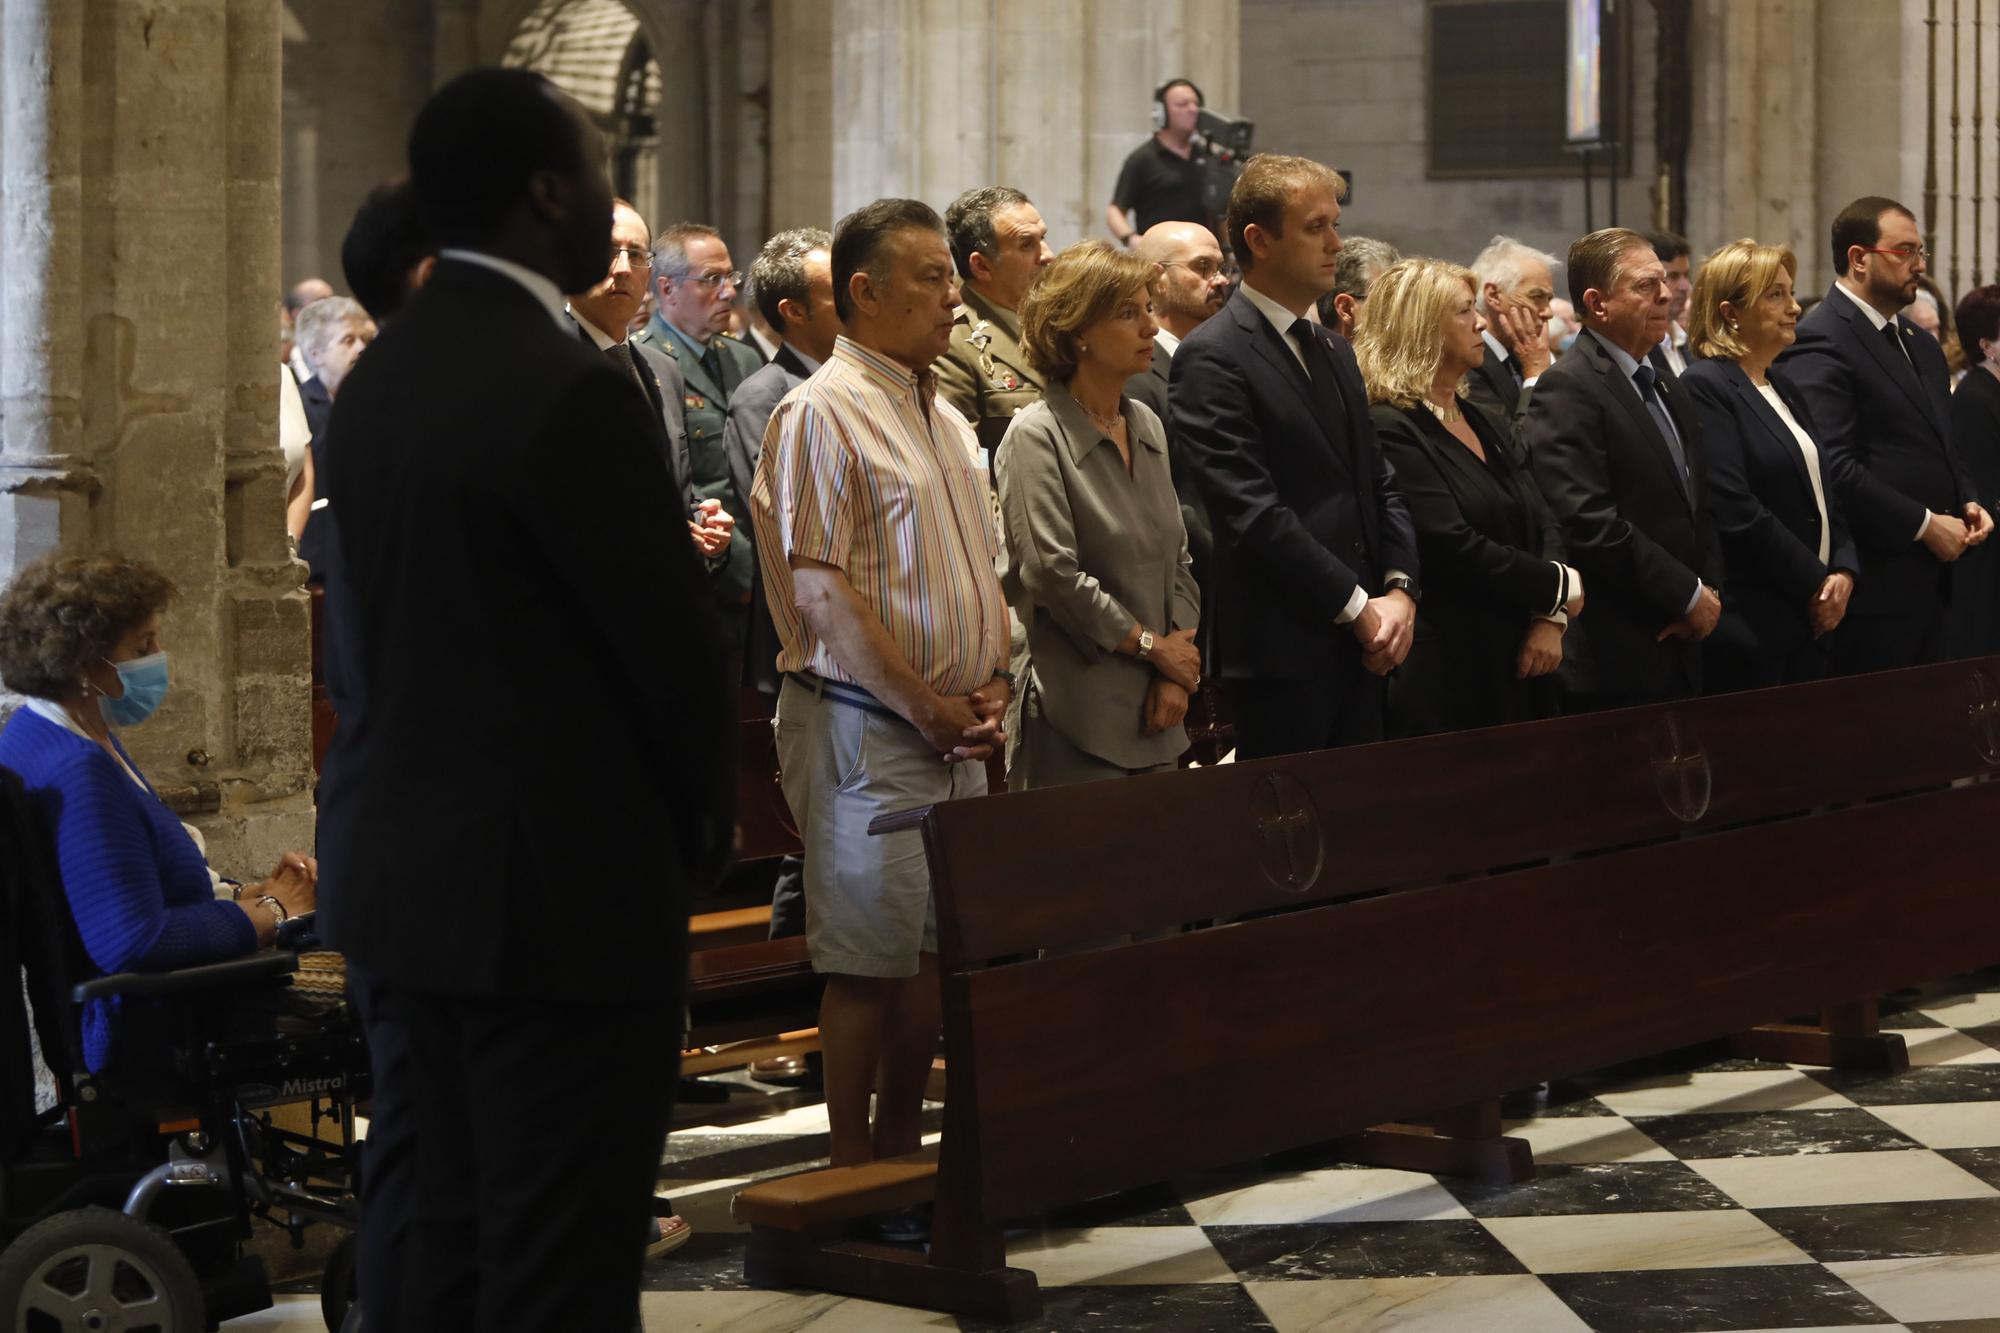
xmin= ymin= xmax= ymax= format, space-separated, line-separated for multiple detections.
xmin=768 ymin=0 xmax=832 ymax=228
xmin=433 ymin=0 xmax=480 ymax=87
xmin=1 ymin=0 xmax=313 ymax=872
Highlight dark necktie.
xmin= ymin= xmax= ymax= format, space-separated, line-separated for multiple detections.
xmin=1884 ymin=317 xmax=1918 ymax=374
xmin=1289 ymin=317 xmax=1350 ymax=440
xmin=1503 ymin=352 xmax=1523 ymax=386
xmin=608 ymin=342 xmax=649 ymax=396
xmin=700 ymin=342 xmax=724 ymax=393
xmin=1632 ymin=364 xmax=1689 ymax=493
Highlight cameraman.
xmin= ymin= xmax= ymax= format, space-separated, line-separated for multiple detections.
xmin=1106 ymin=79 xmax=1217 ymax=247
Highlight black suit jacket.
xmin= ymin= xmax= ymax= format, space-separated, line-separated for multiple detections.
xmin=318 ymin=259 xmax=734 ymax=1001
xmin=1462 ymin=343 xmax=1525 ymax=428
xmin=1168 ymin=288 xmax=1419 ymax=683
xmin=1680 ymin=357 xmax=1858 ymax=683
xmin=1950 ymin=367 xmax=2000 ymax=656
xmin=1776 ymin=290 xmax=1971 ymax=623
xmin=1372 ymin=400 xmax=1565 ymax=734
xmin=723 ymin=343 xmax=815 ymax=693
xmin=1524 ymin=329 xmax=1724 ymax=701
xmin=1125 ymin=336 xmax=1214 ymax=597
xmin=297 ymin=376 xmax=336 ymax=578
xmin=567 ymin=317 xmax=698 ymax=518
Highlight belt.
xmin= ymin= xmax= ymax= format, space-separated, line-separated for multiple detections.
xmin=787 ymin=672 xmax=905 ymax=724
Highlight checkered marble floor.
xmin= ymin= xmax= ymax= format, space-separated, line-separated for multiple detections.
xmin=259 ymin=974 xmax=2000 ymax=1331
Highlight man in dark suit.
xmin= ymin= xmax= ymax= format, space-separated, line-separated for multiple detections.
xmin=723 ymin=227 xmax=838 ymax=980
xmin=318 ymin=69 xmax=734 ymax=1332
xmin=569 ymin=197 xmax=735 ymax=567
xmin=1466 ymin=234 xmax=1558 ymax=426
xmin=1776 ymin=195 xmax=1991 ymax=672
xmin=1169 ymin=154 xmax=1420 ymax=759
xmin=1525 ymin=227 xmax=1725 ymax=709
xmin=1128 ymin=219 xmax=1229 ymax=596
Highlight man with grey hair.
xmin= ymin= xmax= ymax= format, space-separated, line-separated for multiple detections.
xmin=1316 ymin=235 xmax=1400 ymax=341
xmin=1465 ymin=234 xmax=1559 ymax=425
xmin=293 ymin=296 xmax=377 ymax=438
xmin=935 ymin=186 xmax=1054 ymax=468
xmin=282 ymin=275 xmax=335 ymax=382
xmin=648 ymin=221 xmax=763 ymax=626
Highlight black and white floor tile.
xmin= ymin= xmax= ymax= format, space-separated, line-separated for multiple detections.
xmin=254 ymin=975 xmax=2000 ymax=1330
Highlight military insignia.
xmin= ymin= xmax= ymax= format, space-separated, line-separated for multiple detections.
xmin=685 ymin=394 xmax=706 ymax=410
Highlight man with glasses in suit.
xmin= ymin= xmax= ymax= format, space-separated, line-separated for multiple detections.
xmin=1779 ymin=196 xmax=1991 ymax=672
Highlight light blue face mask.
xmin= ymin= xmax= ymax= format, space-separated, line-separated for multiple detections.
xmin=99 ymin=651 xmax=170 ymax=728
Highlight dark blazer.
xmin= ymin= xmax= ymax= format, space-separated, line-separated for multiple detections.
xmin=1124 ymin=334 xmax=1214 ymax=597
xmin=1372 ymin=399 xmax=1566 ymax=734
xmin=724 ymin=343 xmax=816 ymax=694
xmin=1776 ymin=289 xmax=1972 ymax=667
xmin=1679 ymin=357 xmax=1858 ymax=689
xmin=297 ymin=375 xmax=336 ymax=579
xmin=1524 ymin=329 xmax=1724 ymax=703
xmin=1168 ymin=288 xmax=1419 ymax=686
xmin=1462 ymin=340 xmax=1527 ymax=427
xmin=1950 ymin=367 xmax=2000 ymax=656
xmin=318 ymin=259 xmax=734 ymax=1002
xmin=565 ymin=317 xmax=698 ymax=517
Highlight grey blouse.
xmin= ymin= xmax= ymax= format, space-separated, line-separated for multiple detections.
xmin=997 ymin=381 xmax=1201 ymax=769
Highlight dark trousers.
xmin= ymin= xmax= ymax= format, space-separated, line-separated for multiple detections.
xmin=768 ymin=854 xmax=806 ymax=939
xmin=1230 ymin=670 xmax=1386 ymax=761
xmin=353 ymin=980 xmax=677 ymax=1332
xmin=1833 ymin=602 xmax=1949 ymax=676
xmin=347 ymin=969 xmax=414 ymax=1333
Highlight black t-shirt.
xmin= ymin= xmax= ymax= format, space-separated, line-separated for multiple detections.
xmin=1112 ymin=138 xmax=1214 ymax=236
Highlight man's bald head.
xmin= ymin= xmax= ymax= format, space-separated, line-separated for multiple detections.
xmin=1138 ymin=221 xmax=1228 ymax=338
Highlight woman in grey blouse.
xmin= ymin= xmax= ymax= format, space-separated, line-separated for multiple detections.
xmin=998 ymin=241 xmax=1202 ymax=788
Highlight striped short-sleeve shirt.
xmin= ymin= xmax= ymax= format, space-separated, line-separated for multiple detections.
xmin=750 ymin=335 xmax=1009 ymax=698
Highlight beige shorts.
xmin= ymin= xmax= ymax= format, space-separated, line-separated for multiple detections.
xmin=774 ymin=676 xmax=988 ymax=978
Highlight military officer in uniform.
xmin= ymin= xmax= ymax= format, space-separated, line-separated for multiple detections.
xmin=648 ymin=221 xmax=764 ymax=635
xmin=935 ymin=187 xmax=1055 ymax=473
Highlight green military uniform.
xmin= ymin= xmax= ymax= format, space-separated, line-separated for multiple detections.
xmin=644 ymin=315 xmax=765 ymax=609
xmin=933 ymin=287 xmax=1045 ymax=472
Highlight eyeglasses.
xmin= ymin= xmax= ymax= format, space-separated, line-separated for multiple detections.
xmin=1161 ymin=259 xmax=1225 ymax=279
xmin=611 ymin=246 xmax=653 ymax=270
xmin=679 ymin=270 xmax=743 ymax=290
xmin=1861 ymin=244 xmax=1928 ymax=260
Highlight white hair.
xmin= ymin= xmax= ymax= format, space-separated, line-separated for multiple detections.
xmin=293 ymin=296 xmax=371 ymax=365
xmin=1471 ymin=235 xmax=1560 ymax=313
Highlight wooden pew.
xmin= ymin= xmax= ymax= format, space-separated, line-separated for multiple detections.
xmin=732 ymin=658 xmax=2000 ymax=1320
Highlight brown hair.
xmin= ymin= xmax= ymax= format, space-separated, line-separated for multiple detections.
xmin=1687 ymin=239 xmax=1797 ymax=361
xmin=1566 ymin=226 xmax=1651 ymax=310
xmin=1018 ymin=241 xmax=1156 ymax=381
xmin=0 ymin=553 xmax=175 ymax=700
xmin=1226 ymin=154 xmax=1347 ymax=272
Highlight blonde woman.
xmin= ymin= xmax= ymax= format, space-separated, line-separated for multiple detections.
xmin=1355 ymin=258 xmax=1583 ymax=734
xmin=1681 ymin=240 xmax=1857 ymax=689
xmin=996 ymin=241 xmax=1201 ymax=787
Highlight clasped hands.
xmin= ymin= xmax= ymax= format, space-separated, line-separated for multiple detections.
xmin=1921 ymin=502 xmax=1994 ymax=564
xmin=916 ymin=676 xmax=1011 ymax=763
xmin=688 ymin=498 xmax=735 ymax=559
xmin=1351 ymin=589 xmax=1416 ymax=676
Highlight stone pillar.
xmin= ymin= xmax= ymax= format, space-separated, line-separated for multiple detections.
xmin=434 ymin=0 xmax=480 ymax=87
xmin=1 ymin=0 xmax=313 ymax=873
xmin=768 ymin=0 xmax=832 ymax=228
xmin=827 ymin=0 xmax=1239 ymax=246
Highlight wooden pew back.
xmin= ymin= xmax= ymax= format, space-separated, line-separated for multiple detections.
xmin=898 ymin=659 xmax=2000 ymax=1223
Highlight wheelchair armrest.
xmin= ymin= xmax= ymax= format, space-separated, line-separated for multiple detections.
xmin=73 ymin=948 xmax=298 ymax=1004
xmin=275 ymin=911 xmax=321 ymax=952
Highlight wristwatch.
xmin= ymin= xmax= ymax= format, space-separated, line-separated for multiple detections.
xmin=1136 ymin=627 xmax=1155 ymax=659
xmin=1384 ymin=576 xmax=1421 ymax=604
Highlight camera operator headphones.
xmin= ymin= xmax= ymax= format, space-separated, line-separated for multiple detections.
xmin=1151 ymin=78 xmax=1206 ymax=130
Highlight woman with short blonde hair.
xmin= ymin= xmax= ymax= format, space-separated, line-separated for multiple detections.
xmin=1355 ymin=258 xmax=1582 ymax=734
xmin=1680 ymin=238 xmax=1857 ymax=688
xmin=997 ymin=241 xmax=1202 ymax=788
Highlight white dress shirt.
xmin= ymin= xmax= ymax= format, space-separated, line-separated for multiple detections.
xmin=1155 ymin=328 xmax=1182 ymax=359
xmin=1755 ymin=382 xmax=1833 ymax=566
xmin=438 ymin=248 xmax=568 ymax=330
xmin=1656 ymin=323 xmax=1688 ymax=377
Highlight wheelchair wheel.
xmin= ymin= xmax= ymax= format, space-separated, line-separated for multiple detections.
xmin=0 ymin=1205 xmax=204 ymax=1332
xmin=320 ymin=1231 xmax=359 ymax=1332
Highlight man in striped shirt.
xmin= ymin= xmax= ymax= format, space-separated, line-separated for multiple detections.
xmin=750 ymin=198 xmax=1011 ymax=1172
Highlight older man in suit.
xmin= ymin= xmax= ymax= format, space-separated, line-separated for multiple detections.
xmin=1777 ymin=195 xmax=1991 ymax=672
xmin=1127 ymin=220 xmax=1229 ymax=596
xmin=1169 ymin=154 xmax=1420 ymax=759
xmin=319 ymin=69 xmax=734 ymax=1331
xmin=1465 ymin=235 xmax=1558 ymax=427
xmin=1525 ymin=227 xmax=1725 ymax=709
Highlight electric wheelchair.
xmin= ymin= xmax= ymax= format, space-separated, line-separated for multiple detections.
xmin=0 ymin=768 xmax=370 ymax=1331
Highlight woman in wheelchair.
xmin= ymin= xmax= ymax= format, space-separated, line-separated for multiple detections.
xmin=0 ymin=553 xmax=318 ymax=1072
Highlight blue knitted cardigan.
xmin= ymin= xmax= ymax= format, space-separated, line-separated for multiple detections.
xmin=0 ymin=706 xmax=253 ymax=1071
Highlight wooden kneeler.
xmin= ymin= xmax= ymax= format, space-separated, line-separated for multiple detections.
xmin=1733 ymin=999 xmax=1912 ymax=1074
xmin=732 ymin=1146 xmax=1040 ymax=1321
